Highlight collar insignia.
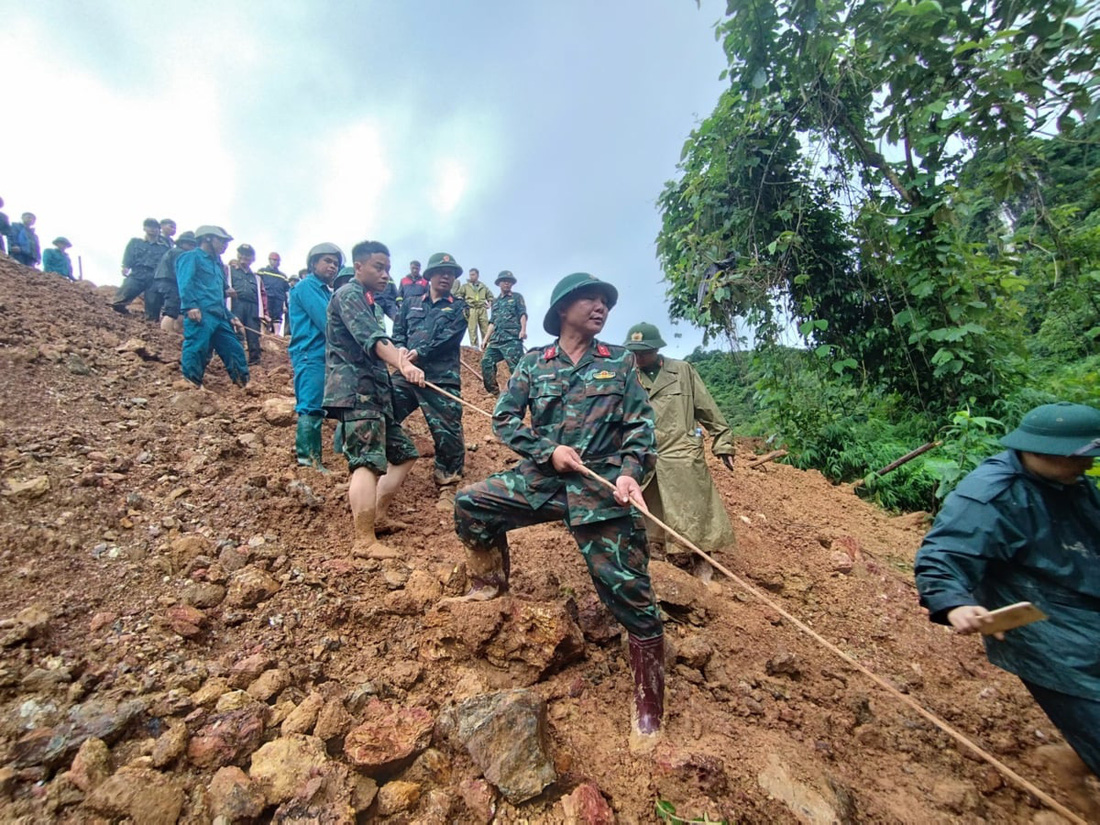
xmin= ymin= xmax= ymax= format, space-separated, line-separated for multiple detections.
xmin=543 ymin=345 xmax=557 ymax=360
xmin=596 ymin=343 xmax=611 ymax=357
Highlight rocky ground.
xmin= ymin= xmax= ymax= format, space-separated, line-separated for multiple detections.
xmin=0 ymin=256 xmax=1091 ymax=824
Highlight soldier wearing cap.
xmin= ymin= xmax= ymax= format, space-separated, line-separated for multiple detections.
xmin=915 ymin=402 xmax=1100 ymax=792
xmin=453 ymin=267 xmax=493 ymax=348
xmin=42 ymin=237 xmax=74 ymax=279
xmin=229 ymin=244 xmax=268 ymax=365
xmin=324 ymin=240 xmax=425 ymax=558
xmin=480 ymin=270 xmax=527 ymax=395
xmin=289 ymin=243 xmax=343 ymax=471
xmin=392 ymin=252 xmax=470 ymax=490
xmin=176 ymin=225 xmax=249 ymax=387
xmin=624 ymin=322 xmax=737 ymax=570
xmin=113 ymin=218 xmax=169 ymax=317
xmin=453 ymin=272 xmax=666 ymax=745
xmin=148 ymin=230 xmax=198 ymax=330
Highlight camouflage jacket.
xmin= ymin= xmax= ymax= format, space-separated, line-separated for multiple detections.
xmin=323 ymin=281 xmax=394 ymax=416
xmin=493 ymin=339 xmax=656 ymax=526
xmin=393 ymin=291 xmax=468 ymax=387
xmin=489 ymin=292 xmax=526 ymax=340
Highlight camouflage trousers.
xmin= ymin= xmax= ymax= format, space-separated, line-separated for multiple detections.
xmin=481 ymin=337 xmax=525 ymax=394
xmin=391 ymin=376 xmax=465 ymax=480
xmin=454 ymin=475 xmax=663 ymax=639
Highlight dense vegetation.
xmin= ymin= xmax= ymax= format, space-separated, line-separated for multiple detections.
xmin=661 ymin=0 xmax=1100 ymax=511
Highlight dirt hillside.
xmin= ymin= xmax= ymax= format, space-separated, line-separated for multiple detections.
xmin=0 ymin=257 xmax=1084 ymax=824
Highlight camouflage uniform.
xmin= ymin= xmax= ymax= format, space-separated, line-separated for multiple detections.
xmin=454 ymin=339 xmax=662 ymax=638
xmin=324 ymin=280 xmax=418 ymax=474
xmin=391 ymin=290 xmax=469 ymax=482
xmin=480 ymin=292 xmax=527 ymax=394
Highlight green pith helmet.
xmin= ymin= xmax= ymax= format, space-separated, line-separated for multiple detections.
xmin=1000 ymin=402 xmax=1100 ymax=457
xmin=542 ymin=272 xmax=619 ymax=336
xmin=307 ymin=242 xmax=345 ymax=272
xmin=624 ymin=322 xmax=666 ymax=351
xmin=194 ymin=225 xmax=233 ymax=242
xmin=496 ymin=270 xmax=516 ymax=285
xmin=423 ymin=252 xmax=462 ymax=278
xmin=176 ymin=231 xmax=197 ymax=246
xmin=52 ymin=237 xmax=71 ymax=248
xmin=333 ymin=265 xmax=355 ymax=290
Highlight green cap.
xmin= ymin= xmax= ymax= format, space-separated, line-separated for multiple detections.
xmin=1000 ymin=402 xmax=1100 ymax=457
xmin=495 ymin=270 xmax=516 ymax=285
xmin=543 ymin=272 xmax=618 ymax=336
xmin=333 ymin=265 xmax=355 ymax=291
xmin=423 ymin=252 xmax=462 ymax=278
xmin=176 ymin=231 xmax=197 ymax=246
xmin=624 ymin=322 xmax=666 ymax=351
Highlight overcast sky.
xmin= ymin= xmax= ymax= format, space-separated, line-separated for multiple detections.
xmin=1 ymin=0 xmax=728 ymax=356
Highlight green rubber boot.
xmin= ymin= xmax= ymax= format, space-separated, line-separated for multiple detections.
xmin=295 ymin=414 xmax=328 ymax=472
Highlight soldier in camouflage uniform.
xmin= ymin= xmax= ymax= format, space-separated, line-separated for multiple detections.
xmin=324 ymin=240 xmax=425 ymax=559
xmin=480 ymin=270 xmax=527 ymax=395
xmin=453 ymin=272 xmax=667 ymax=743
xmin=392 ymin=251 xmax=469 ymax=488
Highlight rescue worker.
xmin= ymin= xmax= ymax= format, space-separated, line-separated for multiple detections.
xmin=453 ymin=272 xmax=665 ymax=743
xmin=114 ymin=218 xmax=168 ymax=317
xmin=0 ymin=197 xmax=9 ymax=255
xmin=324 ymin=240 xmax=425 ymax=558
xmin=42 ymin=237 xmax=74 ymax=279
xmin=160 ymin=219 xmax=177 ymax=247
xmin=258 ymin=252 xmax=290 ymax=336
xmin=392 ymin=252 xmax=469 ymax=490
xmin=396 ymin=259 xmax=427 ymax=304
xmin=8 ymin=212 xmax=41 ymax=268
xmin=624 ymin=322 xmax=737 ymax=567
xmin=148 ymin=230 xmax=197 ymax=330
xmin=915 ymin=402 xmax=1100 ymax=802
xmin=289 ymin=243 xmax=342 ymax=471
xmin=454 ymin=267 xmax=493 ymax=348
xmin=480 ymin=270 xmax=527 ymax=395
xmin=230 ymin=244 xmax=267 ymax=365
xmin=176 ymin=225 xmax=249 ymax=388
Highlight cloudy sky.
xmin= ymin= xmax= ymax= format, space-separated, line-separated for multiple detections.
xmin=1 ymin=0 xmax=728 ymax=356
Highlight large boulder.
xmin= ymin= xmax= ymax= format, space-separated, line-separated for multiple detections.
xmin=343 ymin=700 xmax=434 ymax=776
xmin=438 ymin=689 xmax=556 ymax=804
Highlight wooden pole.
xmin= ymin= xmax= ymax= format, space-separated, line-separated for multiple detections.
xmin=77 ymin=256 xmax=84 ymax=281
xmin=747 ymin=448 xmax=787 ymax=469
xmin=853 ymin=440 xmax=941 ymax=489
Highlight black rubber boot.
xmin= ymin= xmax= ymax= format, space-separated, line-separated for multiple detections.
xmin=629 ymin=633 xmax=665 ymax=737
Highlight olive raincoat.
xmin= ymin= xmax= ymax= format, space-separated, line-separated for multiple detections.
xmin=638 ymin=357 xmax=736 ymax=553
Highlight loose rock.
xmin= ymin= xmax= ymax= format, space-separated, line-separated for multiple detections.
xmin=86 ymin=767 xmax=184 ymax=825
xmin=249 ymin=733 xmax=329 ymax=805
xmin=343 ymin=699 xmax=434 ymax=775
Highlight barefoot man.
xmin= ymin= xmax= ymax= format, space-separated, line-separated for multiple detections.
xmin=324 ymin=240 xmax=425 ymax=559
xmin=453 ymin=272 xmax=666 ymax=741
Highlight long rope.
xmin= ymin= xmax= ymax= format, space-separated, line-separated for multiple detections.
xmin=422 ymin=380 xmax=1089 ymax=825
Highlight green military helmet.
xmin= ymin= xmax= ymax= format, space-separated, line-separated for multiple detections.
xmin=624 ymin=322 xmax=666 ymax=351
xmin=333 ymin=265 xmax=355 ymax=291
xmin=194 ymin=225 xmax=233 ymax=242
xmin=307 ymin=242 xmax=345 ymax=272
xmin=543 ymin=272 xmax=618 ymax=336
xmin=176 ymin=231 xmax=198 ymax=246
xmin=423 ymin=252 xmax=462 ymax=279
xmin=1000 ymin=402 xmax=1100 ymax=457
xmin=495 ymin=270 xmax=516 ymax=285
xmin=52 ymin=237 xmax=72 ymax=248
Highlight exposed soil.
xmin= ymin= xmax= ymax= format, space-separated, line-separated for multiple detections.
xmin=0 ymin=256 xmax=1087 ymax=823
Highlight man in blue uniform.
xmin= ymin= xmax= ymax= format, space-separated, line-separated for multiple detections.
xmin=916 ymin=402 xmax=1100 ymax=801
xmin=288 ymin=242 xmax=342 ymax=470
xmin=176 ymin=225 xmax=249 ymax=388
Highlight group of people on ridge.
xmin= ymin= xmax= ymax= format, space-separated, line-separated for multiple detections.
xmin=0 ymin=198 xmax=74 ymax=279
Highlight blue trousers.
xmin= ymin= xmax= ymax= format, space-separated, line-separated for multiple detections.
xmin=292 ymin=356 xmax=325 ymax=416
xmin=182 ymin=313 xmax=249 ymax=387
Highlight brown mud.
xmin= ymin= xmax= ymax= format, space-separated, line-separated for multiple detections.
xmin=0 ymin=256 xmax=1086 ymax=823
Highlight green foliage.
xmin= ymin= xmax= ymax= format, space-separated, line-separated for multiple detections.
xmin=656 ymin=798 xmax=730 ymax=825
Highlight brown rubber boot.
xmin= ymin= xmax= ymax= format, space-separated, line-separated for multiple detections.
xmin=351 ymin=510 xmax=399 ymax=560
xmin=443 ymin=538 xmax=509 ymax=603
xmin=628 ymin=634 xmax=665 ymax=745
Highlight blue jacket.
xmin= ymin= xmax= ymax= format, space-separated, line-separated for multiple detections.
xmin=177 ymin=248 xmax=232 ymax=318
xmin=288 ymin=274 xmax=331 ymax=365
xmin=42 ymin=249 xmax=73 ymax=279
xmin=915 ymin=450 xmax=1100 ymax=699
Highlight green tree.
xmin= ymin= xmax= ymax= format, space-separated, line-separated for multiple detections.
xmin=658 ymin=0 xmax=1100 ymax=413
